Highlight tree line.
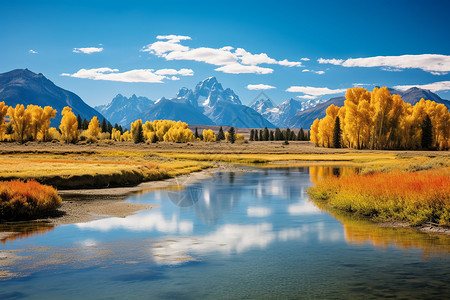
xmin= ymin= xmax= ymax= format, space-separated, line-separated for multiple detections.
xmin=311 ymin=87 xmax=450 ymax=150
xmin=249 ymin=127 xmax=310 ymax=143
xmin=0 ymin=103 xmax=249 ymax=144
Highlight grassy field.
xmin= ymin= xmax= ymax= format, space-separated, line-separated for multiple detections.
xmin=0 ymin=140 xmax=448 ymax=189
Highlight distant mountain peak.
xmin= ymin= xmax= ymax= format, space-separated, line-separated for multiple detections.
xmin=0 ymin=68 xmax=105 ymax=125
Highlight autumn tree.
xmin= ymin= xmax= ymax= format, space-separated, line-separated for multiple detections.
xmin=203 ymin=129 xmax=216 ymax=142
xmin=87 ymin=116 xmax=100 ymax=142
xmin=7 ymin=104 xmax=32 ymax=143
xmin=0 ymin=102 xmax=8 ymax=140
xmin=60 ymin=107 xmax=78 ymax=143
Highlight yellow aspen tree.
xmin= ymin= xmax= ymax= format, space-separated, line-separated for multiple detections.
xmin=310 ymin=119 xmax=320 ymax=146
xmin=343 ymin=88 xmax=371 ymax=149
xmin=111 ymin=128 xmax=121 ymax=141
xmin=318 ymin=104 xmax=340 ymax=147
xmin=87 ymin=116 xmax=100 ymax=142
xmin=202 ymin=129 xmax=216 ymax=142
xmin=59 ymin=107 xmax=78 ymax=143
xmin=370 ymin=87 xmax=393 ymax=149
xmin=0 ymin=101 xmax=8 ymax=140
xmin=7 ymin=104 xmax=32 ymax=143
xmin=27 ymin=105 xmax=44 ymax=140
xmin=121 ymin=130 xmax=132 ymax=141
xmin=41 ymin=106 xmax=57 ymax=141
xmin=235 ymin=133 xmax=245 ymax=143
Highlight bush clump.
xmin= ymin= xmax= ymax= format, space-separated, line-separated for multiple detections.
xmin=0 ymin=180 xmax=62 ymax=220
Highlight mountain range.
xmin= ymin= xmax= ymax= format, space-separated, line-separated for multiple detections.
xmin=1 ymin=69 xmax=448 ymax=130
xmin=0 ymin=69 xmax=105 ymax=125
xmin=97 ymin=77 xmax=276 ymax=128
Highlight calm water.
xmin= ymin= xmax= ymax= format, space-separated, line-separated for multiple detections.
xmin=1 ymin=167 xmax=449 ymax=299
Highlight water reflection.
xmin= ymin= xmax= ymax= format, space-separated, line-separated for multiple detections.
xmin=309 ymin=165 xmax=358 ymax=184
xmin=0 ymin=222 xmax=55 ymax=244
xmin=312 ymin=192 xmax=450 ymax=258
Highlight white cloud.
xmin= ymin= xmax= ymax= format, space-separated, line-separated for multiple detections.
xmin=154 ymin=68 xmax=194 ymax=76
xmin=301 ymin=69 xmax=325 ymax=74
xmin=318 ymin=54 xmax=450 ymax=75
xmin=165 ymin=47 xmax=238 ymax=66
xmin=246 ymin=84 xmax=276 ymax=90
xmin=301 ymin=57 xmax=310 ymax=61
xmin=142 ymin=35 xmax=303 ymax=74
xmin=318 ymin=58 xmax=343 ymax=65
xmin=28 ymin=49 xmax=37 ymax=54
xmin=394 ymin=80 xmax=450 ymax=92
xmin=247 ymin=206 xmax=272 ymax=217
xmin=286 ymin=86 xmax=347 ymax=97
xmin=215 ymin=63 xmax=273 ymax=74
xmin=352 ymin=83 xmax=374 ymax=87
xmin=61 ymin=67 xmax=194 ymax=83
xmin=156 ymin=35 xmax=191 ymax=42
xmin=73 ymin=47 xmax=104 ymax=54
xmin=296 ymin=95 xmax=317 ymax=100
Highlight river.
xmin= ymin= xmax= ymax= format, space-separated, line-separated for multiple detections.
xmin=1 ymin=167 xmax=449 ymax=299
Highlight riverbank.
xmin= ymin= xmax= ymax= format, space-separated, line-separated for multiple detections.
xmin=308 ymin=168 xmax=450 ymax=234
xmin=40 ymin=163 xmax=256 ymax=225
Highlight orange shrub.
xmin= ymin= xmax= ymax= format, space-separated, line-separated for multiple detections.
xmin=0 ymin=180 xmax=62 ymax=220
xmin=308 ymin=170 xmax=450 ymax=226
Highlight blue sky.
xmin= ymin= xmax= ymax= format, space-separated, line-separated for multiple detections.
xmin=1 ymin=0 xmax=449 ymax=107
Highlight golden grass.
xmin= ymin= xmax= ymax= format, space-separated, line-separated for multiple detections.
xmin=0 ymin=150 xmax=212 ymax=189
xmin=0 ymin=180 xmax=62 ymax=220
xmin=308 ymin=168 xmax=450 ymax=226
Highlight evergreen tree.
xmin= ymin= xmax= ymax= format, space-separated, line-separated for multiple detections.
xmin=284 ymin=129 xmax=289 ymax=145
xmin=275 ymin=128 xmax=282 ymax=140
xmin=263 ymin=127 xmax=269 ymax=141
xmin=269 ymin=130 xmax=274 ymax=141
xmin=77 ymin=114 xmax=82 ymax=130
xmin=118 ymin=125 xmax=124 ymax=134
xmin=254 ymin=130 xmax=259 ymax=141
xmin=249 ymin=129 xmax=254 ymax=141
xmin=290 ymin=130 xmax=296 ymax=141
xmin=6 ymin=122 xmax=13 ymax=135
xmin=332 ymin=116 xmax=342 ymax=148
xmin=101 ymin=119 xmax=107 ymax=133
xmin=107 ymin=122 xmax=113 ymax=134
xmin=82 ymin=119 xmax=89 ymax=130
xmin=421 ymin=114 xmax=433 ymax=149
xmin=151 ymin=133 xmax=158 ymax=143
xmin=259 ymin=130 xmax=263 ymax=141
xmin=195 ymin=128 xmax=199 ymax=139
xmin=217 ymin=126 xmax=225 ymax=140
xmin=228 ymin=127 xmax=236 ymax=144
xmin=286 ymin=128 xmax=291 ymax=141
xmin=114 ymin=123 xmax=119 ymax=130
xmin=298 ymin=128 xmax=305 ymax=141
xmin=133 ymin=122 xmax=144 ymax=143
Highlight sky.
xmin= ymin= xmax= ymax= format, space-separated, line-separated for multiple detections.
xmin=1 ymin=0 xmax=450 ymax=107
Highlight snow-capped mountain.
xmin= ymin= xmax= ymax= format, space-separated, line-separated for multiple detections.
xmin=251 ymin=97 xmax=326 ymax=128
xmin=99 ymin=77 xmax=275 ymax=128
xmin=95 ymin=94 xmax=154 ymax=127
